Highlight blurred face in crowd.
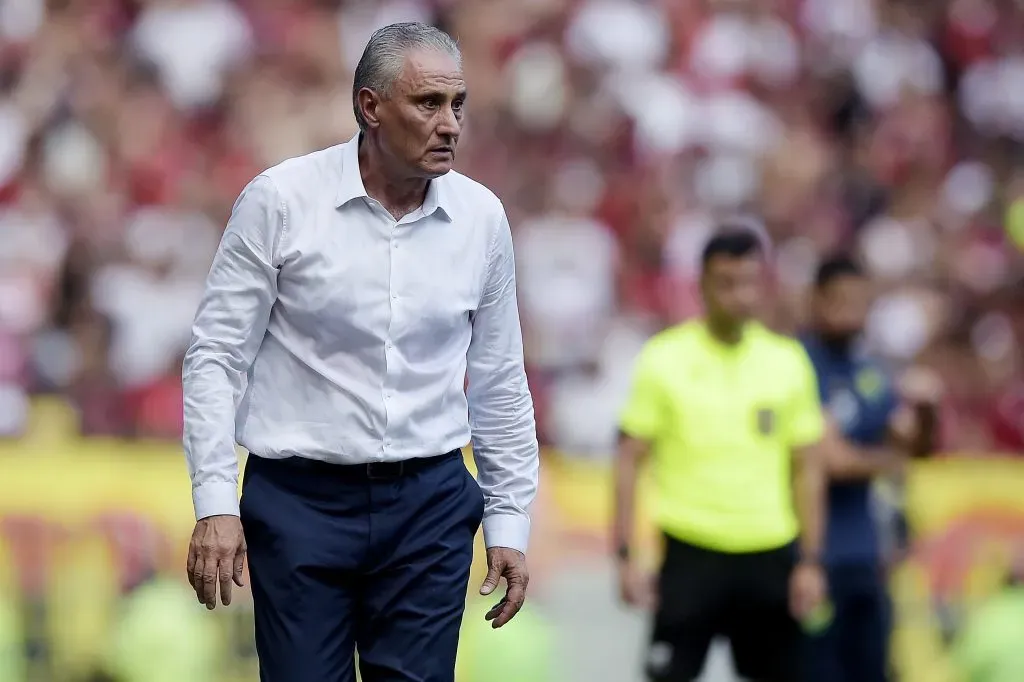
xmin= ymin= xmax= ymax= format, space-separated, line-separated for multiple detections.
xmin=360 ymin=48 xmax=465 ymax=179
xmin=814 ymin=273 xmax=870 ymax=351
xmin=701 ymin=254 xmax=764 ymax=331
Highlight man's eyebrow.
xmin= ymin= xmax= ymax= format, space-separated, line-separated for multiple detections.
xmin=413 ymin=89 xmax=468 ymax=100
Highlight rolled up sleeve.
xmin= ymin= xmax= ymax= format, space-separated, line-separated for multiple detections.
xmin=466 ymin=206 xmax=540 ymax=554
xmin=182 ymin=174 xmax=284 ymax=520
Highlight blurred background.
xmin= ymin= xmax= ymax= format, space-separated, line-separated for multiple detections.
xmin=0 ymin=0 xmax=1023 ymax=680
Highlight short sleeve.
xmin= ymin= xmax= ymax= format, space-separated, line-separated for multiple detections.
xmin=619 ymin=343 xmax=666 ymax=442
xmin=785 ymin=347 xmax=826 ymax=449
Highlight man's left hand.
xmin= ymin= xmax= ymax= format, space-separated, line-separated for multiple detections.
xmin=898 ymin=365 xmax=944 ymax=406
xmin=479 ymin=547 xmax=529 ymax=628
xmin=789 ymin=560 xmax=827 ymax=620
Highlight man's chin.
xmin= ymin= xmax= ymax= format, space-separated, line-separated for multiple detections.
xmin=420 ymin=162 xmax=453 ymax=178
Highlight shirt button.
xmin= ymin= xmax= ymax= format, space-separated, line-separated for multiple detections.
xmin=392 ymin=242 xmax=398 ymax=249
xmin=391 ymin=293 xmax=398 ymax=300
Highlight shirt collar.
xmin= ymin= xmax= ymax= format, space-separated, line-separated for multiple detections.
xmin=335 ymin=133 xmax=454 ymax=222
xmin=803 ymin=332 xmax=868 ymax=363
xmin=697 ymin=318 xmax=763 ymax=355
xmin=334 ymin=134 xmax=368 ymax=208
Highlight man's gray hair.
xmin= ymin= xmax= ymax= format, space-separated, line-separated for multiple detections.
xmin=352 ymin=22 xmax=462 ymax=131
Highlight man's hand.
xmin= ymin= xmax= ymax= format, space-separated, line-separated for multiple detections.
xmin=893 ymin=365 xmax=944 ymax=457
xmin=617 ymin=559 xmax=657 ymax=609
xmin=898 ymin=365 xmax=944 ymax=406
xmin=479 ymin=547 xmax=529 ymax=628
xmin=186 ymin=514 xmax=247 ymax=610
xmin=789 ymin=560 xmax=827 ymax=620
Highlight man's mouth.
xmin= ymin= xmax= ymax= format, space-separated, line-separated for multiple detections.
xmin=431 ymin=147 xmax=453 ymax=155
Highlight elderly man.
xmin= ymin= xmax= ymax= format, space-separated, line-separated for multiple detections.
xmin=181 ymin=22 xmax=539 ymax=682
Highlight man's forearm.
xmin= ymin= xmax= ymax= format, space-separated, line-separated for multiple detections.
xmin=468 ymin=362 xmax=539 ymax=554
xmin=468 ymin=389 xmax=539 ymax=554
xmin=794 ymin=444 xmax=827 ymax=562
xmin=828 ymin=442 xmax=905 ymax=481
xmin=613 ymin=434 xmax=648 ymax=557
xmin=183 ymin=353 xmax=247 ymax=520
xmin=474 ymin=439 xmax=538 ymax=554
xmin=466 ymin=357 xmax=538 ymax=554
xmin=830 ymin=403 xmax=941 ymax=482
xmin=822 ymin=418 xmax=905 ymax=481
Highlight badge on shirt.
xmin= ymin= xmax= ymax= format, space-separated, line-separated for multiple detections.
xmin=855 ymin=367 xmax=885 ymax=402
xmin=756 ymin=407 xmax=776 ymax=435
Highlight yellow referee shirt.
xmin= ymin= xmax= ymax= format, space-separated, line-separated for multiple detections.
xmin=620 ymin=320 xmax=825 ymax=553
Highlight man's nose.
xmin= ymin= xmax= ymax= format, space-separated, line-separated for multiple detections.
xmin=436 ymin=105 xmax=461 ymax=137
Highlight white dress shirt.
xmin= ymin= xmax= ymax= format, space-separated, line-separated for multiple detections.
xmin=183 ymin=135 xmax=539 ymax=553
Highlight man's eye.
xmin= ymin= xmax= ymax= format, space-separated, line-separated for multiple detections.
xmin=452 ymin=100 xmax=464 ymax=111
xmin=422 ymin=99 xmax=439 ymax=109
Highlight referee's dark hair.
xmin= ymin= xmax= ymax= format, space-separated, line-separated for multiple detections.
xmin=700 ymin=227 xmax=763 ymax=270
xmin=814 ymin=254 xmax=865 ymax=290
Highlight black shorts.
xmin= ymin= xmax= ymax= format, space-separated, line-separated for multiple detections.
xmin=646 ymin=535 xmax=801 ymax=682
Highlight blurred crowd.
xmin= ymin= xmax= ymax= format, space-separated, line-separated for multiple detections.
xmin=0 ymin=0 xmax=1021 ymax=454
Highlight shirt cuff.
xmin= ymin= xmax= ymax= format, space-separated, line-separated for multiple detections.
xmin=482 ymin=513 xmax=531 ymax=554
xmin=192 ymin=480 xmax=241 ymax=520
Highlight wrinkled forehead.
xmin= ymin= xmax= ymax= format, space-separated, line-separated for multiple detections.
xmin=393 ymin=48 xmax=465 ymax=95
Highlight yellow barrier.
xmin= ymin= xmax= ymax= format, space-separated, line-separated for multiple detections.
xmin=892 ymin=456 xmax=1024 ymax=682
xmin=1 ymin=405 xmax=1022 ymax=682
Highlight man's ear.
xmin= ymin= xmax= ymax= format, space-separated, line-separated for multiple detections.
xmin=357 ymin=88 xmax=382 ymax=129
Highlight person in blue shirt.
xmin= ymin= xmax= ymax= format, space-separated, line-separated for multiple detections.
xmin=801 ymin=255 xmax=939 ymax=682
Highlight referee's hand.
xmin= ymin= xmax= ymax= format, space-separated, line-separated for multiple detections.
xmin=789 ymin=561 xmax=826 ymax=620
xmin=187 ymin=515 xmax=247 ymax=610
xmin=617 ymin=560 xmax=656 ymax=610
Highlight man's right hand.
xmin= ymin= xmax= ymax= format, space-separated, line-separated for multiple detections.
xmin=186 ymin=514 xmax=247 ymax=610
xmin=617 ymin=560 xmax=657 ymax=609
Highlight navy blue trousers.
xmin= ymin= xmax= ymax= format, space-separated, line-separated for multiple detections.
xmin=239 ymin=451 xmax=485 ymax=682
xmin=804 ymin=563 xmax=892 ymax=682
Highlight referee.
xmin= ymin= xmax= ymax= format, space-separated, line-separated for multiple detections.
xmin=613 ymin=229 xmax=829 ymax=682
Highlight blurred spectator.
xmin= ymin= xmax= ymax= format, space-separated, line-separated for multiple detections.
xmin=0 ymin=0 xmax=1018 ymax=453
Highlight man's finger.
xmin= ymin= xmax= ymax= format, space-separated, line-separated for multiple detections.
xmin=791 ymin=589 xmax=812 ymax=619
xmin=192 ymin=555 xmax=206 ymax=604
xmin=479 ymin=564 xmax=503 ymax=596
xmin=233 ymin=548 xmax=246 ymax=588
xmin=219 ymin=559 xmax=233 ymax=606
xmin=202 ymin=564 xmax=219 ymax=610
xmin=186 ymin=547 xmax=198 ymax=590
xmin=484 ymin=599 xmax=505 ymax=621
xmin=491 ymin=580 xmax=526 ymax=628
xmin=490 ymin=600 xmax=521 ymax=629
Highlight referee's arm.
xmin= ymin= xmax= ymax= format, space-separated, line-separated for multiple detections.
xmin=788 ymin=350 xmax=829 ymax=566
xmin=613 ymin=430 xmax=651 ymax=563
xmin=612 ymin=344 xmax=662 ymax=604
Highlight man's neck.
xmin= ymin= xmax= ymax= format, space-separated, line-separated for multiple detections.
xmin=814 ymin=331 xmax=856 ymax=358
xmin=705 ymin=317 xmax=745 ymax=346
xmin=358 ymin=134 xmax=429 ymax=220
